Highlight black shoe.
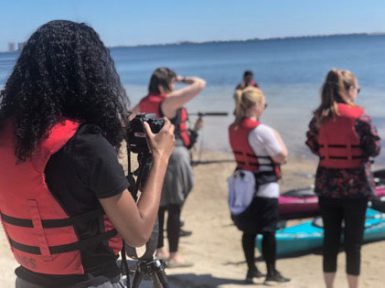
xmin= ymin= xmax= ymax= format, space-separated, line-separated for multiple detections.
xmin=179 ymin=228 xmax=192 ymax=237
xmin=264 ymin=270 xmax=290 ymax=285
xmin=245 ymin=268 xmax=265 ymax=283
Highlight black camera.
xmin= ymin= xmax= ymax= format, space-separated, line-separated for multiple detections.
xmin=127 ymin=113 xmax=165 ymax=154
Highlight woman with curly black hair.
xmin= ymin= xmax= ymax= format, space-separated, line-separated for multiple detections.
xmin=0 ymin=20 xmax=174 ymax=288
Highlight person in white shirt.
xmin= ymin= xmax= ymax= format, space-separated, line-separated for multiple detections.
xmin=228 ymin=87 xmax=290 ymax=285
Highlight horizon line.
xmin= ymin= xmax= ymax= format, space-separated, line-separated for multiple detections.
xmin=109 ymin=32 xmax=385 ymax=49
xmin=2 ymin=31 xmax=385 ymax=53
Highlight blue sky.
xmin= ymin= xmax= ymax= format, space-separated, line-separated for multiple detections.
xmin=1 ymin=0 xmax=385 ymax=51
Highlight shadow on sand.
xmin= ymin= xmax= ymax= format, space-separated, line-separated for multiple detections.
xmin=168 ymin=273 xmax=256 ymax=288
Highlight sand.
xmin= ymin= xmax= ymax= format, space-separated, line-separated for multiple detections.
xmin=1 ymin=150 xmax=385 ymax=287
xmin=164 ymin=151 xmax=385 ymax=288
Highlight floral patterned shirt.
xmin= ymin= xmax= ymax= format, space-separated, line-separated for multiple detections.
xmin=305 ymin=113 xmax=381 ymax=199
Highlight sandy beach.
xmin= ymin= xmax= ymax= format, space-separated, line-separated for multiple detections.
xmin=1 ymin=150 xmax=385 ymax=287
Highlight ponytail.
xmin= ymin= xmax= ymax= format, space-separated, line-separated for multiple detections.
xmin=233 ymin=89 xmax=243 ymax=123
xmin=234 ymin=87 xmax=265 ymax=123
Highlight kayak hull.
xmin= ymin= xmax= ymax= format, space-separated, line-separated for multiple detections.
xmin=257 ymin=208 xmax=385 ymax=258
xmin=279 ymin=186 xmax=385 ymax=220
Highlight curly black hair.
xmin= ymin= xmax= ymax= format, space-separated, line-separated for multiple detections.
xmin=0 ymin=20 xmax=129 ymax=161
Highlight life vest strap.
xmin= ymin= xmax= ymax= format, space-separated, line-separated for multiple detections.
xmin=320 ymin=155 xmax=364 ymax=160
xmin=249 ymin=163 xmax=278 ymax=167
xmin=319 ymin=144 xmax=361 ymax=148
xmin=245 ymin=154 xmax=272 ymax=159
xmin=236 ymin=161 xmax=274 ymax=167
xmin=232 ymin=151 xmax=273 ymax=160
xmin=234 ymin=151 xmax=278 ymax=171
xmin=0 ymin=209 xmax=103 ymax=228
xmin=7 ymin=229 xmax=117 ymax=255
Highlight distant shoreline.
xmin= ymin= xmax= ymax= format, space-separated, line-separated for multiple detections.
xmin=2 ymin=32 xmax=385 ymax=53
xmin=110 ymin=32 xmax=385 ymax=49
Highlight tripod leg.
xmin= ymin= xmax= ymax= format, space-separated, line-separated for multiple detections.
xmin=149 ymin=272 xmax=163 ymax=288
xmin=131 ymin=271 xmax=144 ymax=288
xmin=154 ymin=268 xmax=169 ymax=288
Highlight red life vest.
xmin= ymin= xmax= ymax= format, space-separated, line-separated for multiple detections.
xmin=0 ymin=120 xmax=122 ymax=275
xmin=172 ymin=107 xmax=191 ymax=148
xmin=138 ymin=93 xmax=167 ymax=116
xmin=228 ymin=118 xmax=281 ymax=178
xmin=138 ymin=94 xmax=191 ymax=148
xmin=318 ymin=103 xmax=365 ymax=169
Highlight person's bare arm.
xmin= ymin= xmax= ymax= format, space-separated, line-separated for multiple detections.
xmin=99 ymin=119 xmax=175 ymax=247
xmin=271 ymin=129 xmax=288 ymax=164
xmin=161 ymin=76 xmax=206 ymax=119
xmin=128 ymin=104 xmax=141 ymax=121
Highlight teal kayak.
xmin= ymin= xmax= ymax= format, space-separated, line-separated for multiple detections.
xmin=256 ymin=208 xmax=385 ymax=258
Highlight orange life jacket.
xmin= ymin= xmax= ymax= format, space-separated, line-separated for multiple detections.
xmin=0 ymin=120 xmax=122 ymax=275
xmin=138 ymin=94 xmax=191 ymax=148
xmin=228 ymin=118 xmax=281 ymax=179
xmin=318 ymin=103 xmax=365 ymax=169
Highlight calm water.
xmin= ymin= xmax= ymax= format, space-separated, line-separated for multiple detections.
xmin=1 ymin=34 xmax=385 ymax=163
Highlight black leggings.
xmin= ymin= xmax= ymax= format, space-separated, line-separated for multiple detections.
xmin=157 ymin=205 xmax=181 ymax=253
xmin=242 ymin=231 xmax=276 ymax=275
xmin=319 ymin=197 xmax=368 ymax=276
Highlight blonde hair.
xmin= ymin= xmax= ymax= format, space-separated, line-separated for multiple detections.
xmin=234 ymin=87 xmax=265 ymax=122
xmin=314 ymin=68 xmax=357 ymax=125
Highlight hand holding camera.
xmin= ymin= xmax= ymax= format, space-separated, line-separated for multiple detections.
xmin=127 ymin=113 xmax=175 ymax=158
xmin=143 ymin=118 xmax=175 ymax=161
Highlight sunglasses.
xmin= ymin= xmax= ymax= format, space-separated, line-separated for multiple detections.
xmin=351 ymin=86 xmax=361 ymax=94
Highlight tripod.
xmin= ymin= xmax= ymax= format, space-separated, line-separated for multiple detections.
xmin=123 ymin=149 xmax=169 ymax=288
xmin=131 ymin=255 xmax=168 ymax=288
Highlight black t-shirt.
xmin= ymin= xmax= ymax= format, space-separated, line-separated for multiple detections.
xmin=15 ymin=124 xmax=129 ymax=287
